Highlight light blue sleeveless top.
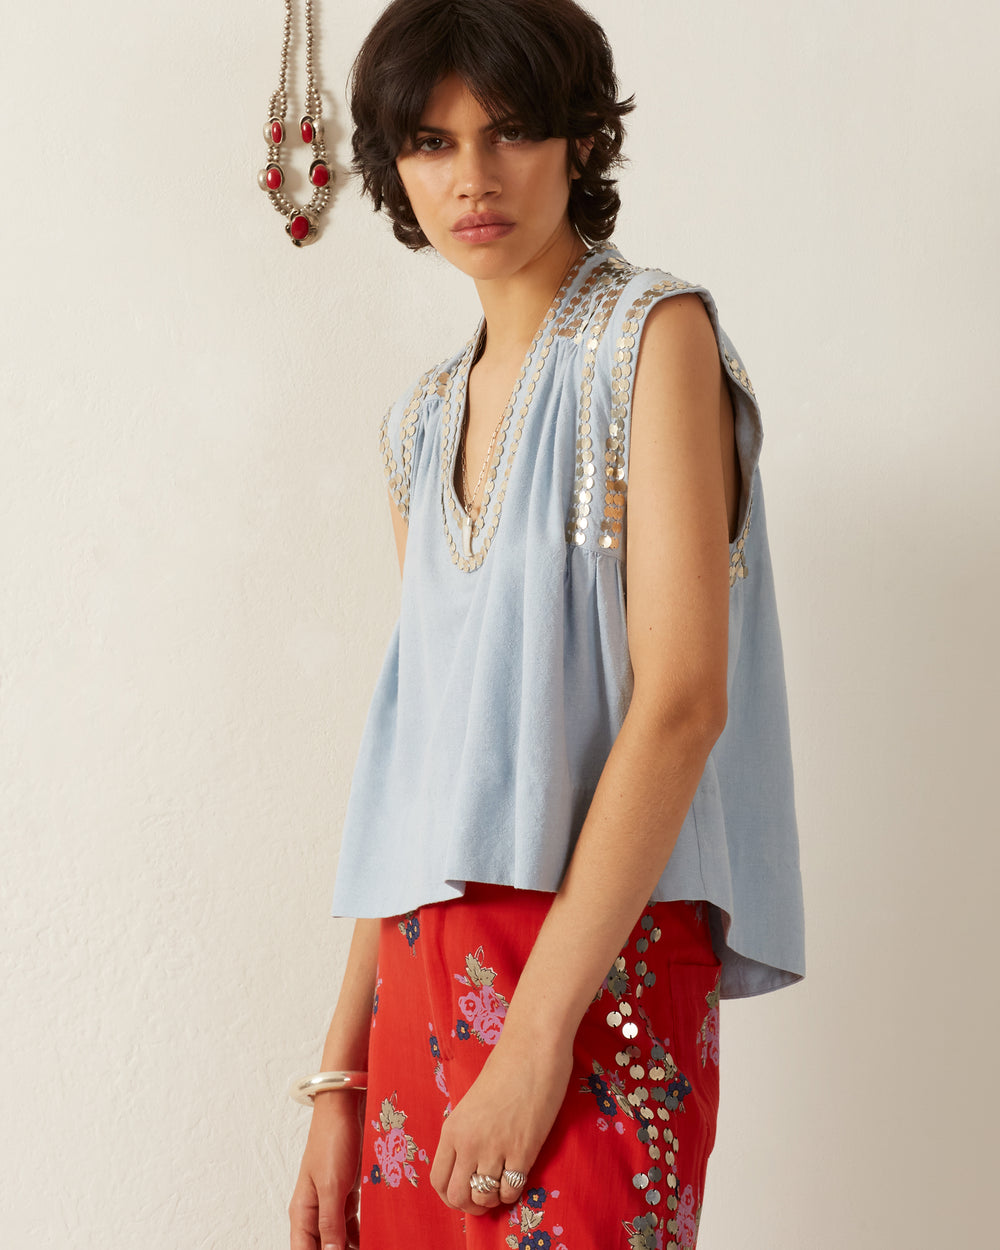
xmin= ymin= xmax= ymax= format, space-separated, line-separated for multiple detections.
xmin=332 ymin=244 xmax=804 ymax=999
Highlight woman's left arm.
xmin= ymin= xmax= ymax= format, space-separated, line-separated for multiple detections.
xmin=430 ymin=293 xmax=737 ymax=1214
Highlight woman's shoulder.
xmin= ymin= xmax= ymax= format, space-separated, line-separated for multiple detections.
xmin=387 ymin=337 xmax=473 ymax=419
xmin=559 ymin=246 xmax=710 ymax=363
xmin=605 ymin=252 xmax=711 ymax=326
xmin=378 ymin=333 xmax=478 ymax=521
xmin=599 ymin=248 xmax=758 ymax=411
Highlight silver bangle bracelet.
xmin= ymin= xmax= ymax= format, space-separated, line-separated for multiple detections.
xmin=289 ymin=1070 xmax=368 ymax=1105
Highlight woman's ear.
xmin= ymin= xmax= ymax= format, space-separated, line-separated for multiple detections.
xmin=571 ymin=136 xmax=596 ymax=179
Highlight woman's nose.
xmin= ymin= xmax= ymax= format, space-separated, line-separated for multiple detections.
xmin=453 ymin=142 xmax=500 ymax=199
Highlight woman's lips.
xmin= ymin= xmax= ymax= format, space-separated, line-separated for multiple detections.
xmin=451 ymin=214 xmax=515 ymax=243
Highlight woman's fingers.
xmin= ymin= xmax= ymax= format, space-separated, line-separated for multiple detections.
xmin=289 ymin=1098 xmax=364 ymax=1250
xmin=431 ymin=1136 xmax=495 ymax=1215
xmin=288 ymin=1178 xmax=350 ymax=1250
xmin=468 ymin=1158 xmax=505 ymax=1209
xmin=316 ymin=1190 xmax=349 ymax=1250
xmin=433 ymin=1139 xmax=524 ymax=1214
xmin=287 ymin=1182 xmax=322 ymax=1250
xmin=498 ymin=1166 xmax=528 ymax=1206
xmin=430 ymin=1137 xmax=461 ymax=1208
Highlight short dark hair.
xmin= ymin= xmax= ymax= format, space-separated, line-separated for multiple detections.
xmin=349 ymin=0 xmax=634 ymax=249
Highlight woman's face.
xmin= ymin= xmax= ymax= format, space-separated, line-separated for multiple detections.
xmin=395 ymin=74 xmax=580 ymax=283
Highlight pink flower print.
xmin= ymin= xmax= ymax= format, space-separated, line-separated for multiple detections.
xmin=677 ymin=1185 xmax=698 ymax=1248
xmin=695 ymin=980 xmax=720 ymax=1070
xmin=699 ymin=983 xmax=721 ymax=1067
xmin=458 ymin=983 xmax=507 ymax=1044
xmin=370 ymin=1094 xmax=421 ymax=1189
xmin=455 ymin=946 xmax=509 ymax=1045
xmin=700 ymin=1008 xmax=719 ymax=1066
xmin=373 ymin=1127 xmax=403 ymax=1186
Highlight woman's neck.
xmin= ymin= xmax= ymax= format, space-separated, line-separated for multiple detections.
xmin=472 ymin=229 xmax=589 ymax=361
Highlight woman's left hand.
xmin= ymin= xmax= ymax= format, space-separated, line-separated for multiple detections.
xmin=429 ymin=1032 xmax=573 ymax=1215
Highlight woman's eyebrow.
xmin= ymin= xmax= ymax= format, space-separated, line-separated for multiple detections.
xmin=414 ymin=115 xmax=520 ymax=136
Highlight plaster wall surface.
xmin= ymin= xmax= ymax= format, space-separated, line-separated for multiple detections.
xmin=2 ymin=1 xmax=996 ymax=1246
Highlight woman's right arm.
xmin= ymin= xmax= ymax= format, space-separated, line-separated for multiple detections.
xmin=289 ymin=494 xmax=405 ymax=1247
xmin=289 ymin=917 xmax=381 ymax=1250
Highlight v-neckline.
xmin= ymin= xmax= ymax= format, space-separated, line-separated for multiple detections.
xmin=439 ymin=245 xmax=601 ymax=573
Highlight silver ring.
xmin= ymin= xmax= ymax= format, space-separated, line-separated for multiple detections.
xmin=502 ymin=1168 xmax=527 ymax=1190
xmin=470 ymin=1172 xmax=501 ymax=1194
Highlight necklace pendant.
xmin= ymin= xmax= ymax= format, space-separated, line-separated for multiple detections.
xmin=286 ymin=211 xmax=317 ymax=246
xmin=462 ymin=513 xmax=473 ymax=560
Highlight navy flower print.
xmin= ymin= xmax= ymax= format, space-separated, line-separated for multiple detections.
xmin=664 ymin=1073 xmax=692 ymax=1110
xmin=581 ymin=1059 xmax=633 ymax=1119
xmin=505 ymin=1186 xmax=563 ymax=1250
xmin=398 ymin=911 xmax=420 ymax=955
xmin=586 ymin=1072 xmax=618 ymax=1117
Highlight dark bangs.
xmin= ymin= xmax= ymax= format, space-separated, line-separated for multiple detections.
xmin=350 ymin=0 xmax=634 ymax=249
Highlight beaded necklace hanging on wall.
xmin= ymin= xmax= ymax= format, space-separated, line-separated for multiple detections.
xmin=259 ymin=0 xmax=332 ymax=246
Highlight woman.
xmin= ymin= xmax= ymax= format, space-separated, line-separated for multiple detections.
xmin=290 ymin=2 xmax=804 ymax=1248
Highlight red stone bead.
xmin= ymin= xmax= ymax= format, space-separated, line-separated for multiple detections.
xmin=289 ymin=214 xmax=310 ymax=241
xmin=301 ymin=118 xmax=314 ymax=143
xmin=270 ymin=120 xmax=284 ymax=145
xmin=266 ymin=165 xmax=283 ymax=191
xmin=310 ymin=161 xmax=330 ymax=188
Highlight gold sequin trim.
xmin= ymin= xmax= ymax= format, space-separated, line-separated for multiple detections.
xmin=554 ymin=247 xmax=632 ymax=343
xmin=438 ymin=247 xmax=602 ymax=573
xmin=729 ymin=492 xmax=753 ymax=586
xmin=723 ymin=346 xmax=756 ymax=398
xmin=565 ymin=267 xmax=640 ymax=547
xmin=379 ymin=369 xmax=433 ymax=522
xmin=566 ymin=274 xmax=759 ymax=582
xmin=721 ymin=339 xmax=757 ymax=583
xmin=595 ymin=279 xmax=694 ymax=552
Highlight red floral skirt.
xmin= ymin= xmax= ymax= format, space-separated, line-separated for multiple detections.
xmin=359 ymin=884 xmax=721 ymax=1250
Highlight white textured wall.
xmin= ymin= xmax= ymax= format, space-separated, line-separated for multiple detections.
xmin=2 ymin=1 xmax=996 ymax=1245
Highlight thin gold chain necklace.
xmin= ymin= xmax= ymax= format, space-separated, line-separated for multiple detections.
xmin=460 ymin=333 xmax=506 ymax=518
xmin=457 ymin=242 xmax=584 ymax=557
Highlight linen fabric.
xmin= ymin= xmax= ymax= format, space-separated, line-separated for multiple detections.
xmin=359 ymin=884 xmax=722 ymax=1250
xmin=332 ymin=243 xmax=805 ymax=999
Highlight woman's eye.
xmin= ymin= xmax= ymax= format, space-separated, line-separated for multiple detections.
xmin=496 ymin=125 xmax=527 ymax=144
xmin=415 ymin=135 xmax=446 ymax=153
